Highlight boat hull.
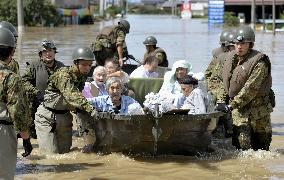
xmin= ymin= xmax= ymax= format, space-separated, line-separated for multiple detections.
xmin=94 ymin=112 xmax=222 ymax=155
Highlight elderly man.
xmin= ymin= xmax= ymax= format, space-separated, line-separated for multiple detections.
xmin=130 ymin=56 xmax=159 ymax=78
xmin=88 ymin=77 xmax=141 ymax=114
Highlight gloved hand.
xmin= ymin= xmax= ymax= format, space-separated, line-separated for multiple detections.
xmin=22 ymin=138 xmax=33 ymax=157
xmin=215 ymin=103 xmax=232 ymax=113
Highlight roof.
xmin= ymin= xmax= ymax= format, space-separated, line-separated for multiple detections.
xmin=225 ymin=0 xmax=284 ymax=5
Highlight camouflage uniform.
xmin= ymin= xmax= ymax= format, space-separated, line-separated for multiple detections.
xmin=7 ymin=59 xmax=20 ymax=74
xmin=0 ymin=61 xmax=31 ymax=179
xmin=222 ymin=49 xmax=273 ymax=150
xmin=34 ymin=65 xmax=95 ymax=153
xmin=91 ymin=25 xmax=126 ymax=66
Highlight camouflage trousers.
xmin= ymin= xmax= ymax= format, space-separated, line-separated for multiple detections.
xmin=0 ymin=125 xmax=17 ymax=180
xmin=94 ymin=47 xmax=115 ymax=66
xmin=35 ymin=104 xmax=73 ymax=154
xmin=231 ymin=113 xmax=272 ymax=151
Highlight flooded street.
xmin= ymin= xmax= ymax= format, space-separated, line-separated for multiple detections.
xmin=14 ymin=15 xmax=284 ymax=179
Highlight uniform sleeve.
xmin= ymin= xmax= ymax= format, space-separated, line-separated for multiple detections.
xmin=116 ymin=30 xmax=125 ymax=46
xmin=230 ymin=61 xmax=269 ymax=109
xmin=21 ymin=64 xmax=39 ymax=96
xmin=8 ymin=59 xmax=20 ymax=75
xmin=55 ymin=73 xmax=94 ymax=114
xmin=6 ymin=74 xmax=30 ymax=131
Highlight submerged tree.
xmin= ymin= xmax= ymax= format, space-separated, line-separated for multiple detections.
xmin=0 ymin=0 xmax=62 ymax=26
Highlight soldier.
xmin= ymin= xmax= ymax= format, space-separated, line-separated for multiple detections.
xmin=216 ymin=26 xmax=274 ymax=151
xmin=0 ymin=28 xmax=31 ymax=179
xmin=22 ymin=39 xmax=65 ymax=138
xmin=91 ymin=19 xmax=130 ymax=66
xmin=142 ymin=36 xmax=168 ymax=67
xmin=34 ymin=47 xmax=97 ymax=154
xmin=205 ymin=29 xmax=235 ymax=137
xmin=0 ymin=21 xmax=20 ymax=74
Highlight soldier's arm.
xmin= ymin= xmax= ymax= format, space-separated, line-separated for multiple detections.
xmin=116 ymin=30 xmax=126 ymax=65
xmin=230 ymin=61 xmax=269 ymax=109
xmin=205 ymin=57 xmax=218 ymax=78
xmin=6 ymin=74 xmax=30 ymax=132
xmin=56 ymin=73 xmax=94 ymax=114
xmin=21 ymin=64 xmax=39 ymax=95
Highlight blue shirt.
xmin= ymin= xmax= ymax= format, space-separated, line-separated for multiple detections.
xmin=87 ymin=95 xmax=139 ymax=114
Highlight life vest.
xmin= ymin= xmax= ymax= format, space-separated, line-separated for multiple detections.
xmin=27 ymin=59 xmax=65 ymax=100
xmin=223 ymin=49 xmax=272 ymax=98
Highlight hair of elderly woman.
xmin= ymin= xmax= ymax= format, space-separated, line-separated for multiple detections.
xmin=105 ymin=77 xmax=125 ymax=90
xmin=143 ymin=55 xmax=158 ymax=65
xmin=178 ymin=75 xmax=198 ymax=85
xmin=92 ymin=66 xmax=107 ymax=76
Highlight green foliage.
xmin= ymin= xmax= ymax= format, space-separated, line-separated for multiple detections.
xmin=280 ymin=11 xmax=284 ymax=19
xmin=106 ymin=6 xmax=123 ymax=18
xmin=224 ymin=12 xmax=240 ymax=27
xmin=0 ymin=0 xmax=62 ymax=26
xmin=128 ymin=5 xmax=171 ymax=14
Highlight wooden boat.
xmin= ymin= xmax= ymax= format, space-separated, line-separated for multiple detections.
xmin=94 ymin=111 xmax=222 ymax=155
xmin=92 ymin=78 xmax=221 ymax=155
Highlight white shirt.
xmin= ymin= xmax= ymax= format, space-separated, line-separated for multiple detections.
xmin=173 ymin=87 xmax=207 ymax=114
xmin=130 ymin=65 xmax=159 ymax=78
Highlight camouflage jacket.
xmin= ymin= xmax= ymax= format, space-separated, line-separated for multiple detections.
xmin=0 ymin=61 xmax=31 ymax=131
xmin=46 ymin=65 xmax=94 ymax=114
xmin=221 ymin=50 xmax=272 ymax=110
xmin=143 ymin=47 xmax=168 ymax=67
xmin=7 ymin=59 xmax=20 ymax=75
xmin=205 ymin=51 xmax=228 ymax=103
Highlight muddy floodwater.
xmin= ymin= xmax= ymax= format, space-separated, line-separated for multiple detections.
xmin=14 ymin=15 xmax=284 ymax=179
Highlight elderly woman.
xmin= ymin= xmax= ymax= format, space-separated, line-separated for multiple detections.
xmin=159 ymin=60 xmax=192 ymax=94
xmin=87 ymin=77 xmax=141 ymax=114
xmin=82 ymin=66 xmax=108 ymax=98
xmin=105 ymin=58 xmax=129 ymax=84
xmin=174 ymin=75 xmax=206 ymax=114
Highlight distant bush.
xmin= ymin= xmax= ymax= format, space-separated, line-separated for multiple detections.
xmin=224 ymin=12 xmax=240 ymax=27
xmin=0 ymin=0 xmax=62 ymax=26
xmin=129 ymin=5 xmax=171 ymax=14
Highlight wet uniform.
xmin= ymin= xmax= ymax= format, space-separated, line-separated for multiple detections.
xmin=0 ymin=61 xmax=31 ymax=179
xmin=221 ymin=49 xmax=273 ymax=150
xmin=34 ymin=66 xmax=95 ymax=153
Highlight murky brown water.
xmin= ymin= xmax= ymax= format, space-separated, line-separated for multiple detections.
xmin=14 ymin=15 xmax=284 ymax=179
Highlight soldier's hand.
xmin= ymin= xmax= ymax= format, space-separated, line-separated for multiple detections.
xmin=22 ymin=138 xmax=33 ymax=157
xmin=215 ymin=103 xmax=232 ymax=113
xmin=19 ymin=131 xmax=29 ymax=140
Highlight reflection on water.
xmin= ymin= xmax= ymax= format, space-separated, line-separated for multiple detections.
xmin=14 ymin=15 xmax=284 ymax=179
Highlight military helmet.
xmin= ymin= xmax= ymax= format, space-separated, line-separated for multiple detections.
xmin=38 ymin=39 xmax=57 ymax=54
xmin=0 ymin=21 xmax=18 ymax=37
xmin=0 ymin=28 xmax=16 ymax=48
xmin=143 ymin=36 xmax=157 ymax=45
xmin=72 ymin=47 xmax=95 ymax=63
xmin=219 ymin=29 xmax=231 ymax=45
xmin=234 ymin=26 xmax=255 ymax=43
xmin=118 ymin=20 xmax=130 ymax=34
